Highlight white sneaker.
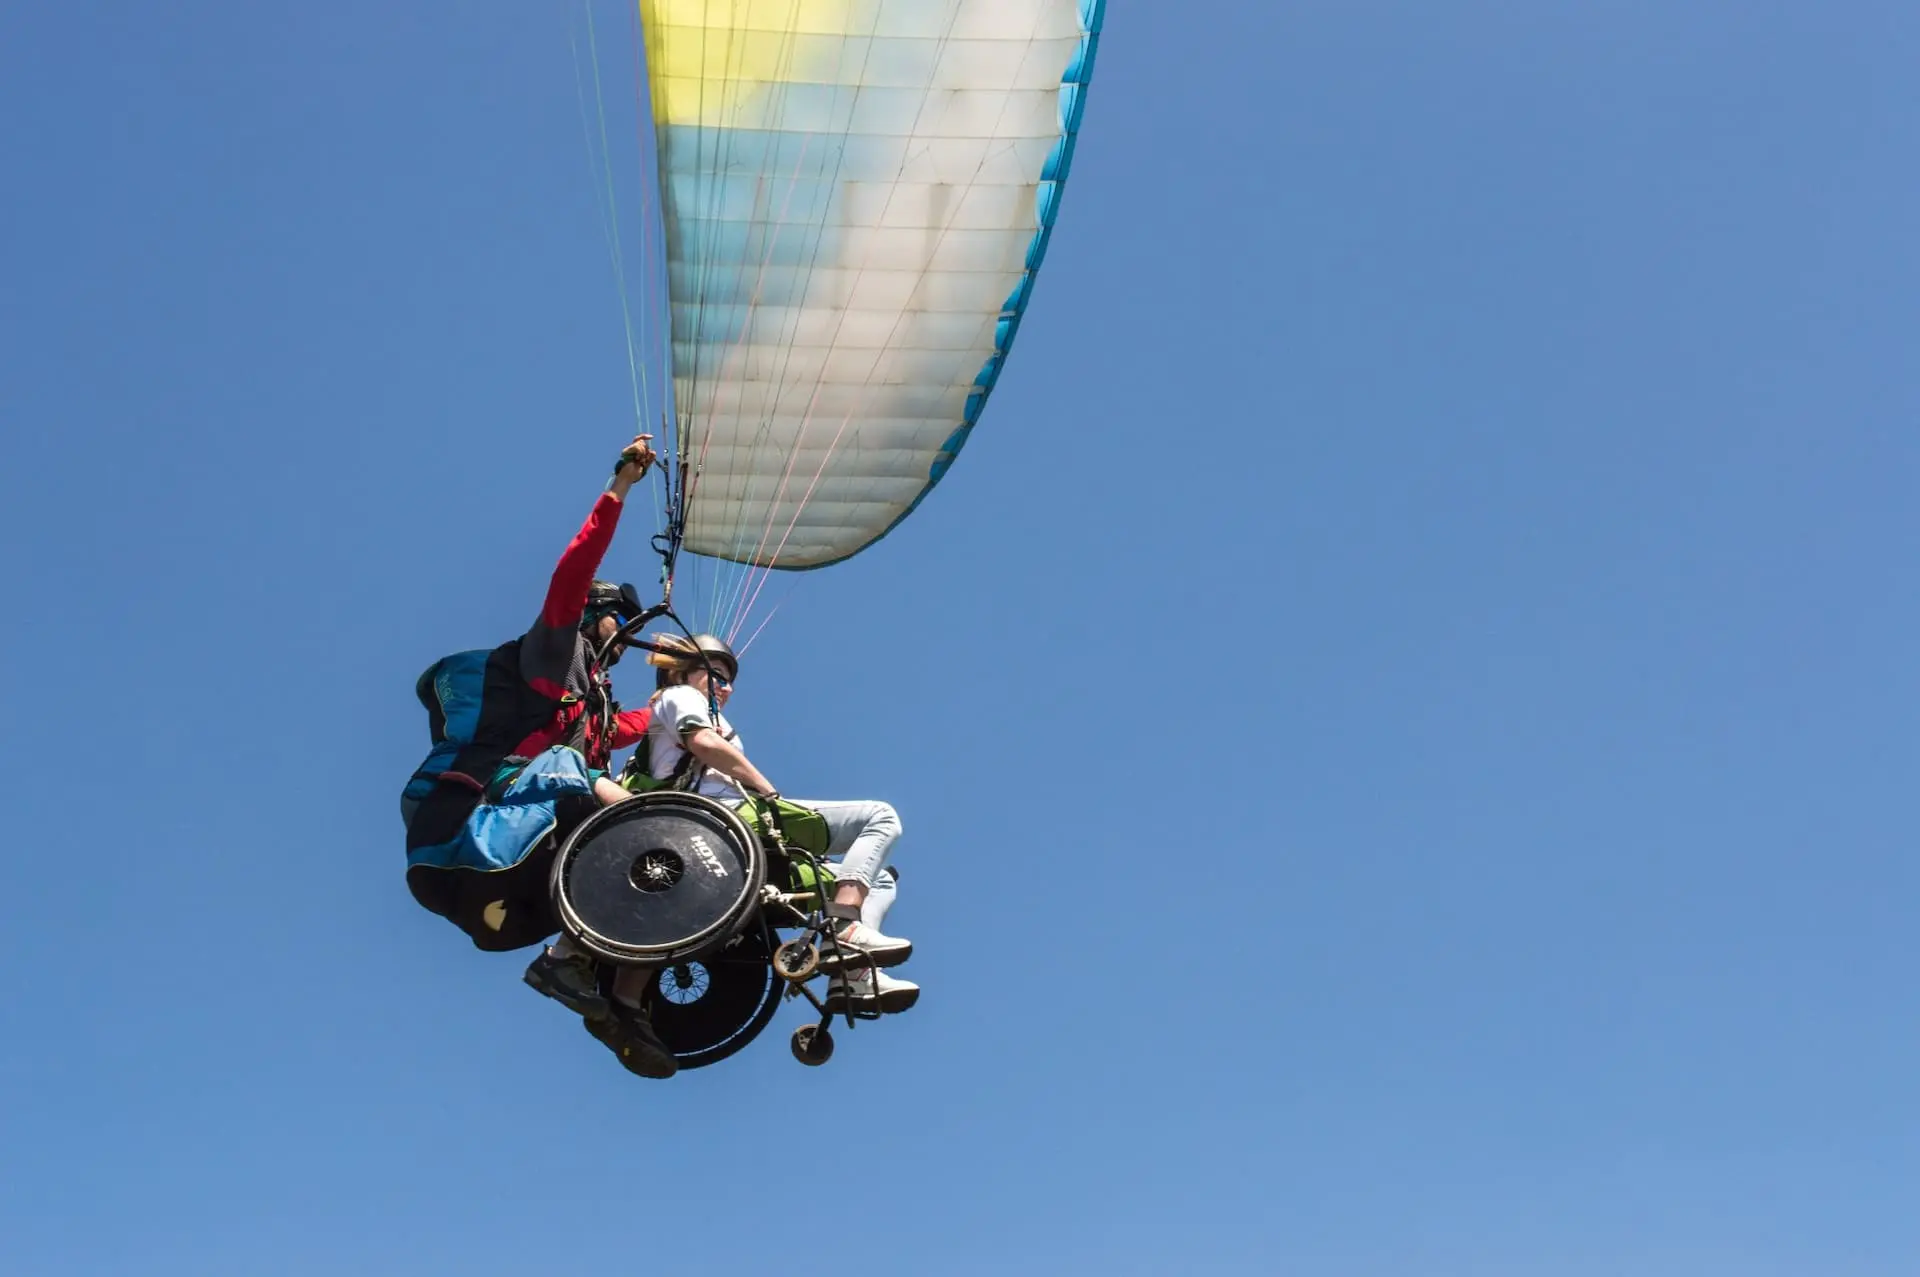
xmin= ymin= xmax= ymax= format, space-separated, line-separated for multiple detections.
xmin=825 ymin=969 xmax=920 ymax=1015
xmin=818 ymin=921 xmax=913 ymax=969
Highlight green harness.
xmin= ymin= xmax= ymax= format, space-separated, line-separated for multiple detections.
xmin=738 ymin=795 xmax=832 ymax=859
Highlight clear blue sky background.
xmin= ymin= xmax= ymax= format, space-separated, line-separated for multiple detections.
xmin=3 ymin=2 xmax=1915 ymax=1274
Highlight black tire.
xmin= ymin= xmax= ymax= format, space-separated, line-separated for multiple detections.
xmin=550 ymin=791 xmax=766 ymax=966
xmin=647 ymin=921 xmax=784 ymax=1070
xmin=791 ymin=1023 xmax=834 ymax=1067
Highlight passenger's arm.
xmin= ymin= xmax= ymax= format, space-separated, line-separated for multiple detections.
xmin=683 ymin=727 xmax=777 ymax=797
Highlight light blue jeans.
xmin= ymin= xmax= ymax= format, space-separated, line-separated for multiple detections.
xmin=788 ymin=798 xmax=902 ymax=929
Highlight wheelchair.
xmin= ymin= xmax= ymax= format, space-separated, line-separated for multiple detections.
xmin=548 ymin=788 xmax=890 ymax=1069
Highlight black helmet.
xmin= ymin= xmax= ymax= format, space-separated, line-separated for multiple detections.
xmin=583 ymin=580 xmax=644 ymax=625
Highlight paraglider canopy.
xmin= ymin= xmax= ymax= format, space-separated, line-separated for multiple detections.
xmin=637 ymin=0 xmax=1104 ymax=575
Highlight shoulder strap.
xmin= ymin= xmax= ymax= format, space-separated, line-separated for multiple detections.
xmin=666 ymin=718 xmax=736 ymax=793
xmin=666 ymin=737 xmax=708 ymax=791
xmin=558 ymin=664 xmax=619 ymax=766
xmin=615 ymin=711 xmax=713 ymax=793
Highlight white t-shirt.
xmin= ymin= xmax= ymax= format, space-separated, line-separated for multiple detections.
xmin=647 ymin=684 xmax=745 ymax=801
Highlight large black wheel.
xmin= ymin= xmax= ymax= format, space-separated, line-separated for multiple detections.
xmin=646 ymin=921 xmax=783 ymax=1070
xmin=551 ymin=791 xmax=766 ymax=966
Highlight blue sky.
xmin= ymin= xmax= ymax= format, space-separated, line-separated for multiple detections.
xmin=3 ymin=2 xmax=1917 ymax=1273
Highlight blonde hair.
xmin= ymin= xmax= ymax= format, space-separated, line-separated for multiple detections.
xmin=645 ymin=633 xmax=704 ymax=687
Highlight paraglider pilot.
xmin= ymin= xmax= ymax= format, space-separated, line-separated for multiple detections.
xmin=400 ymin=435 xmax=679 ymax=1075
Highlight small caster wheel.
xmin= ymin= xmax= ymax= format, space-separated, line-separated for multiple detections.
xmin=791 ymin=1023 xmax=835 ymax=1066
xmin=773 ymin=939 xmax=820 ymax=982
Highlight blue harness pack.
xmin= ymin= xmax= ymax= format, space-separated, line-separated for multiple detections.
xmin=402 ymin=648 xmax=598 ymax=878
